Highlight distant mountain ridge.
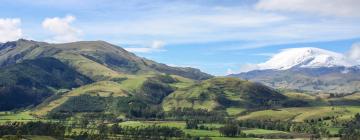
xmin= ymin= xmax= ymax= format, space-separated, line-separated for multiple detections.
xmin=230 ymin=47 xmax=360 ymax=93
xmin=0 ymin=39 xmax=212 ymax=80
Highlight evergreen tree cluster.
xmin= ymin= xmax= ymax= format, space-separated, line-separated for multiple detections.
xmin=339 ymin=113 xmax=360 ymax=140
xmin=0 ymin=121 xmax=66 ymax=138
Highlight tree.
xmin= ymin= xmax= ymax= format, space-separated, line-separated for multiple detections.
xmin=340 ymin=113 xmax=360 ymax=140
xmin=219 ymin=123 xmax=241 ymax=137
xmin=110 ymin=124 xmax=122 ymax=135
xmin=186 ymin=119 xmax=200 ymax=129
xmin=97 ymin=123 xmax=108 ymax=137
xmin=79 ymin=118 xmax=89 ymax=128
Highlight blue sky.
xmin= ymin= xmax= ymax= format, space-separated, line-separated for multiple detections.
xmin=0 ymin=0 xmax=360 ymax=75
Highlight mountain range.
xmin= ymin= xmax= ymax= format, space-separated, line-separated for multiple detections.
xmin=0 ymin=39 xmax=212 ymax=111
xmin=0 ymin=39 xmax=289 ymax=118
xmin=1 ymin=39 xmax=359 ymax=119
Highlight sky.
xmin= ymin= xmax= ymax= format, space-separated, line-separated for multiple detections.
xmin=0 ymin=0 xmax=360 ymax=75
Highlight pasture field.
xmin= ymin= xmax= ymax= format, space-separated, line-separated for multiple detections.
xmin=118 ymin=121 xmax=289 ymax=138
xmin=210 ymin=137 xmax=258 ymax=140
xmin=0 ymin=111 xmax=37 ymax=124
xmin=0 ymin=135 xmax=58 ymax=140
xmin=242 ymin=129 xmax=288 ymax=135
xmin=119 ymin=121 xmax=223 ymax=129
xmin=238 ymin=106 xmax=360 ymax=122
xmin=226 ymin=107 xmax=246 ymax=116
xmin=54 ymin=52 xmax=122 ymax=81
xmin=2 ymin=106 xmax=358 ymax=139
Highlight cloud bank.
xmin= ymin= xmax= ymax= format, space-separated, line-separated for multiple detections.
xmin=125 ymin=40 xmax=166 ymax=53
xmin=349 ymin=43 xmax=360 ymax=63
xmin=256 ymin=0 xmax=360 ymax=17
xmin=42 ymin=15 xmax=81 ymax=43
xmin=0 ymin=18 xmax=22 ymax=42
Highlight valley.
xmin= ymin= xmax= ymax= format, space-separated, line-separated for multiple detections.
xmin=0 ymin=40 xmax=359 ymax=140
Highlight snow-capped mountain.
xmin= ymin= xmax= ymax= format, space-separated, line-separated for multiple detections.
xmin=229 ymin=47 xmax=360 ymax=93
xmin=256 ymin=47 xmax=353 ymax=70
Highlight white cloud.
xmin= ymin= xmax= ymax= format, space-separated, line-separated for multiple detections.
xmin=0 ymin=18 xmax=22 ymax=42
xmin=42 ymin=15 xmax=81 ymax=43
xmin=81 ymin=5 xmax=290 ymax=45
xmin=256 ymin=0 xmax=360 ymax=17
xmin=125 ymin=40 xmax=166 ymax=53
xmin=238 ymin=64 xmax=261 ymax=73
xmin=4 ymin=1 xmax=359 ymax=52
xmin=254 ymin=53 xmax=275 ymax=57
xmin=348 ymin=43 xmax=360 ymax=63
xmin=81 ymin=1 xmax=360 ymax=50
xmin=226 ymin=68 xmax=235 ymax=75
xmin=151 ymin=40 xmax=165 ymax=49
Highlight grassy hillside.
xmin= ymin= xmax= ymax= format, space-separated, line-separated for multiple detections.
xmin=54 ymin=52 xmax=122 ymax=81
xmin=162 ymin=77 xmax=286 ymax=111
xmin=237 ymin=106 xmax=360 ymax=122
xmin=0 ymin=39 xmax=212 ymax=81
xmin=0 ymin=39 xmax=213 ymax=112
xmin=33 ymin=80 xmax=130 ymax=116
xmin=0 ymin=57 xmax=92 ymax=111
xmin=33 ymin=74 xmax=192 ymax=117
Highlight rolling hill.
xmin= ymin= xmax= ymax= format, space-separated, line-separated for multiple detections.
xmin=162 ymin=77 xmax=286 ymax=111
xmin=0 ymin=57 xmax=92 ymax=110
xmin=0 ymin=39 xmax=211 ymax=113
xmin=0 ymin=39 xmax=212 ymax=81
xmin=3 ymin=39 xmax=352 ymax=122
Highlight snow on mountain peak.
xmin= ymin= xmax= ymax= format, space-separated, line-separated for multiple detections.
xmin=257 ymin=47 xmax=352 ymax=70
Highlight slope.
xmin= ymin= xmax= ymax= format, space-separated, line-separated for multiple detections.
xmin=0 ymin=57 xmax=92 ymax=111
xmin=0 ymin=39 xmax=212 ymax=81
xmin=162 ymin=77 xmax=286 ymax=111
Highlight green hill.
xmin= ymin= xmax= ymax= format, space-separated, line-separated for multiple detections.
xmin=0 ymin=57 xmax=92 ymax=111
xmin=162 ymin=77 xmax=286 ymax=111
xmin=0 ymin=39 xmax=212 ymax=81
xmin=0 ymin=39 xmax=212 ymax=113
xmin=37 ymin=74 xmax=185 ymax=118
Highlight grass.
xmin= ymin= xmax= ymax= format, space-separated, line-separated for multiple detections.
xmin=33 ymin=74 xmax=154 ymax=116
xmin=24 ymin=136 xmax=58 ymax=140
xmin=33 ymin=81 xmax=129 ymax=116
xmin=0 ymin=135 xmax=58 ymax=140
xmin=118 ymin=121 xmax=228 ymax=137
xmin=327 ymin=127 xmax=341 ymax=135
xmin=33 ymin=72 xmax=195 ymax=116
xmin=119 ymin=121 xmax=223 ymax=129
xmin=117 ymin=74 xmax=150 ymax=90
xmin=117 ymin=121 xmax=285 ymax=138
xmin=238 ymin=109 xmax=296 ymax=121
xmin=210 ymin=137 xmax=258 ymax=140
xmin=163 ymin=77 xmax=285 ymax=112
xmin=342 ymin=92 xmax=360 ymax=100
xmin=283 ymin=92 xmax=316 ymax=100
xmin=238 ymin=106 xmax=360 ymax=122
xmin=55 ymin=52 xmax=121 ymax=81
xmin=0 ymin=111 xmax=37 ymax=124
xmin=169 ymin=75 xmax=195 ymax=89
xmin=162 ymin=92 xmax=220 ymax=111
xmin=242 ymin=129 xmax=287 ymax=135
xmin=184 ymin=129 xmax=220 ymax=137
xmin=226 ymin=107 xmax=246 ymax=116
